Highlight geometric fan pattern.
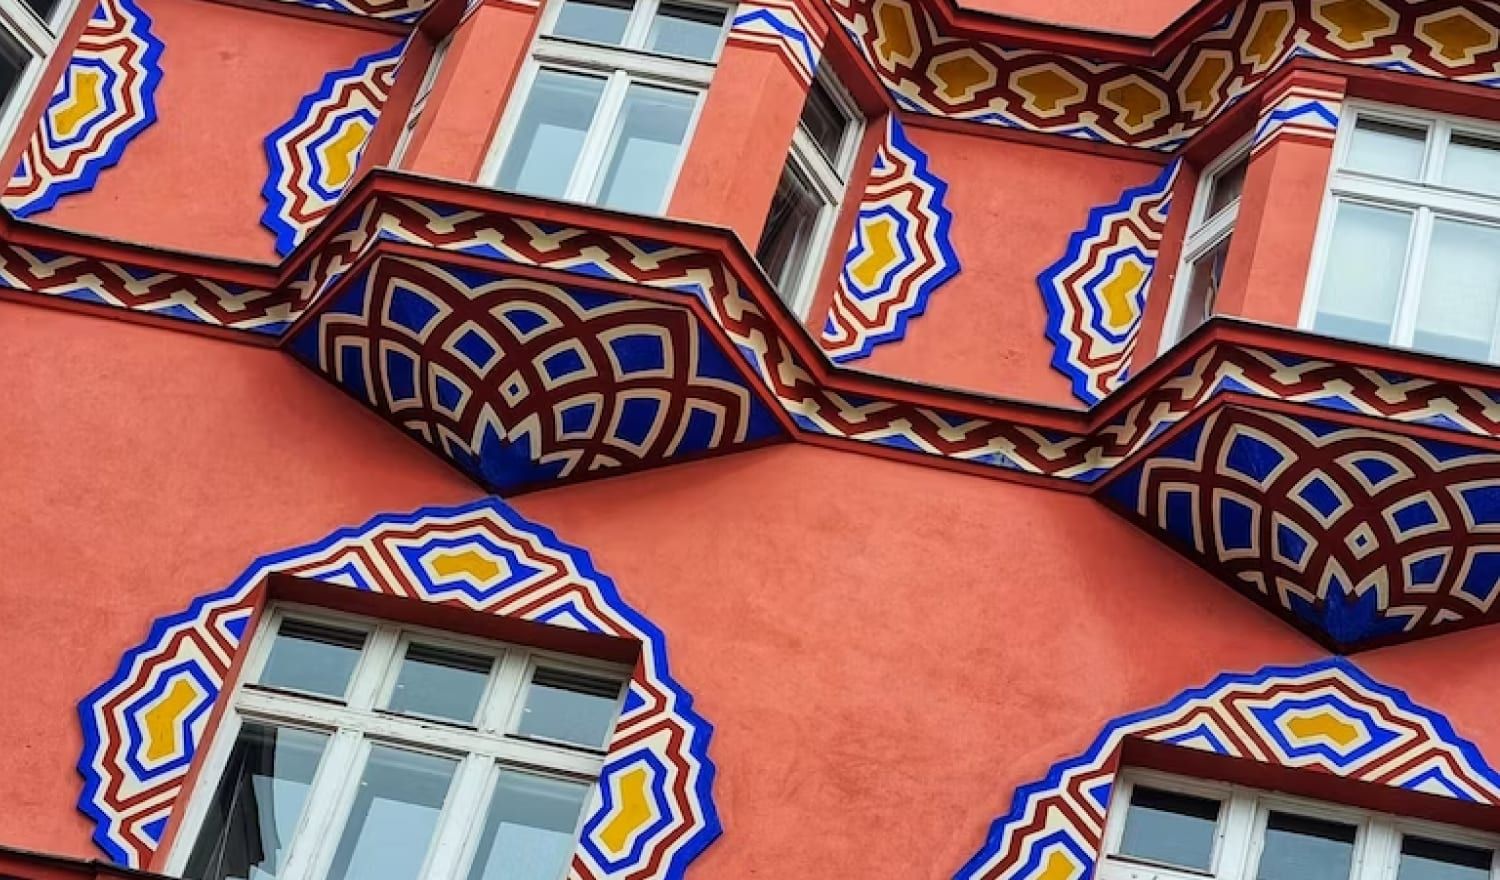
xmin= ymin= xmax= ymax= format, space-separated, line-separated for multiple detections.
xmin=261 ymin=39 xmax=404 ymax=256
xmin=77 ymin=499 xmax=721 ymax=877
xmin=820 ymin=116 xmax=961 ymax=364
xmin=1105 ymin=408 xmax=1500 ymax=650
xmin=287 ymin=256 xmax=784 ymax=493
xmin=832 ymin=0 xmax=1500 ymax=149
xmin=2 ymin=0 xmax=164 ymax=218
xmin=1038 ymin=160 xmax=1180 ymax=405
xmin=958 ymin=658 xmax=1500 ymax=880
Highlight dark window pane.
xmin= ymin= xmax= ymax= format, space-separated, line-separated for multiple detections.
xmin=550 ymin=0 xmax=632 ymax=44
xmin=798 ymin=78 xmax=850 ymax=166
xmin=517 ymin=667 xmax=623 ymax=749
xmin=647 ymin=3 xmax=726 ymax=60
xmin=755 ymin=163 xmax=824 ymax=302
xmin=1206 ymin=154 xmax=1248 ymax=217
xmin=183 ymin=724 xmax=328 ymax=880
xmin=465 ymin=771 xmax=592 ymax=880
xmin=326 ymin=746 xmax=456 ymax=880
xmin=23 ymin=0 xmax=60 ymax=22
xmin=0 ymin=34 xmax=26 ymax=113
xmin=386 ymin=643 xmax=493 ymax=724
xmin=1399 ymin=836 xmax=1493 ymax=880
xmin=1176 ymin=234 xmax=1232 ymax=339
xmin=1256 ymin=812 xmax=1357 ymax=880
xmin=498 ymin=69 xmax=606 ymax=200
xmin=1117 ymin=787 xmax=1221 ymax=871
xmin=256 ymin=620 xmax=366 ymax=700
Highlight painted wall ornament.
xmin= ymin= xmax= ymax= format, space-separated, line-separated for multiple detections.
xmin=820 ymin=116 xmax=960 ymax=363
xmin=261 ymin=39 xmax=404 ymax=256
xmin=3 ymin=0 xmax=164 ymax=218
xmin=1038 ymin=161 xmax=1180 ymax=406
xmin=959 ymin=658 xmax=1500 ymax=879
xmin=727 ymin=0 xmax=827 ymax=85
xmin=830 ymin=0 xmax=1500 ymax=150
xmin=77 ymin=499 xmax=721 ymax=878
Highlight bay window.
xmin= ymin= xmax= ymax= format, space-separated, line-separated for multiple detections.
xmin=1303 ymin=105 xmax=1500 ymax=363
xmin=483 ymin=0 xmax=730 ymax=215
xmin=169 ymin=606 xmax=629 ymax=880
xmin=755 ymin=71 xmax=860 ymax=316
xmin=1102 ymin=770 xmax=1500 ymax=880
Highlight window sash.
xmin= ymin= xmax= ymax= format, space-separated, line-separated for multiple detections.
xmin=1301 ymin=103 xmax=1500 ymax=364
xmin=166 ymin=604 xmax=628 ymax=880
xmin=1099 ymin=769 xmax=1500 ymax=880
xmin=0 ymin=0 xmax=77 ymax=163
xmin=1159 ymin=144 xmax=1247 ymax=353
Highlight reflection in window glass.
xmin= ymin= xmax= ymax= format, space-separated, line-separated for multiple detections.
xmin=799 ymin=78 xmax=850 ymax=164
xmin=465 ymin=771 xmax=592 ymax=880
xmin=1256 ymin=812 xmax=1357 ymax=880
xmin=387 ymin=643 xmax=493 ymax=724
xmin=595 ymin=83 xmax=696 ymax=214
xmin=0 ymin=35 xmax=25 ymax=114
xmin=755 ymin=164 xmax=823 ymax=303
xmin=646 ymin=3 xmax=726 ymax=60
xmin=1412 ymin=218 xmax=1500 ymax=361
xmin=326 ymin=746 xmax=456 ymax=880
xmin=23 ymin=0 xmax=60 ymax=22
xmin=498 ymin=70 xmax=606 ymax=200
xmin=550 ymin=0 xmax=633 ymax=45
xmin=184 ymin=724 xmax=329 ymax=880
xmin=1117 ymin=787 xmax=1221 ymax=871
xmin=1443 ymin=134 xmax=1500 ymax=198
xmin=1312 ymin=201 xmax=1413 ymax=346
xmin=1206 ymin=156 xmax=1248 ymax=218
xmin=1179 ymin=236 xmax=1231 ymax=338
xmin=1399 ymin=836 xmax=1494 ymax=880
xmin=257 ymin=620 xmax=366 ymax=699
xmin=518 ymin=667 xmax=623 ymax=749
xmin=1346 ymin=119 xmax=1428 ymax=180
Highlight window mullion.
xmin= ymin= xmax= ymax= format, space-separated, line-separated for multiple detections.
xmin=421 ymin=755 xmax=498 ymax=880
xmin=568 ymin=70 xmax=631 ymax=202
xmin=483 ymin=650 xmax=533 ymax=735
xmin=1219 ymin=790 xmax=1259 ymax=880
xmin=1393 ymin=206 xmax=1435 ymax=347
xmin=281 ymin=729 xmax=368 ymax=880
xmin=623 ymin=0 xmax=659 ymax=48
xmin=346 ymin=623 xmax=400 ymax=711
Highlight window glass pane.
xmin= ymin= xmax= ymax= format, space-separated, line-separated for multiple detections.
xmin=799 ymin=78 xmax=850 ymax=166
xmin=1312 ymin=201 xmax=1412 ymax=346
xmin=464 ymin=771 xmax=592 ymax=880
xmin=1346 ymin=118 xmax=1428 ymax=180
xmin=1399 ymin=836 xmax=1493 ymax=880
xmin=755 ymin=163 xmax=824 ymax=302
xmin=1116 ymin=786 xmax=1221 ymax=871
xmin=0 ymin=34 xmax=28 ymax=113
xmin=1176 ymin=235 xmax=1231 ymax=340
xmin=1443 ymin=133 xmax=1500 ymax=198
xmin=386 ymin=643 xmax=493 ymax=724
xmin=23 ymin=0 xmax=60 ymax=22
xmin=257 ymin=620 xmax=366 ymax=699
xmin=550 ymin=0 xmax=632 ymax=44
xmin=1256 ymin=812 xmax=1356 ymax=880
xmin=1206 ymin=155 xmax=1248 ymax=218
xmin=1413 ymin=218 xmax=1500 ymax=361
xmin=184 ymin=724 xmax=329 ymax=880
xmin=325 ymin=746 xmax=457 ymax=880
xmin=517 ymin=667 xmax=623 ymax=749
xmin=498 ymin=70 xmax=606 ymax=200
xmin=595 ymin=83 xmax=695 ymax=214
xmin=647 ymin=3 xmax=727 ymax=60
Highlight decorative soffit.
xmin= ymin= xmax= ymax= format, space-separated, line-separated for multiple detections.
xmin=79 ymin=499 xmax=720 ymax=877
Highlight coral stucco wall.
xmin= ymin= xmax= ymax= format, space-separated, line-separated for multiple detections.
xmin=856 ymin=124 xmax=1167 ymax=406
xmin=954 ymin=0 xmax=1199 ymax=36
xmin=17 ymin=0 xmax=397 ymax=262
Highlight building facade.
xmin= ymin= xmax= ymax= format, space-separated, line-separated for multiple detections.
xmin=4 ymin=0 xmax=1500 ymax=878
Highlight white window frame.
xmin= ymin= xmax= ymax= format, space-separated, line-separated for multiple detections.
xmin=1299 ymin=101 xmax=1500 ymax=362
xmin=477 ymin=0 xmax=732 ymax=215
xmin=390 ymin=34 xmax=452 ymax=168
xmin=0 ymin=0 xmax=82 ymax=153
xmin=1100 ymin=768 xmax=1500 ymax=880
xmin=164 ymin=603 xmax=632 ymax=880
xmin=1158 ymin=141 xmax=1249 ymax=353
xmin=764 ymin=70 xmax=862 ymax=318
